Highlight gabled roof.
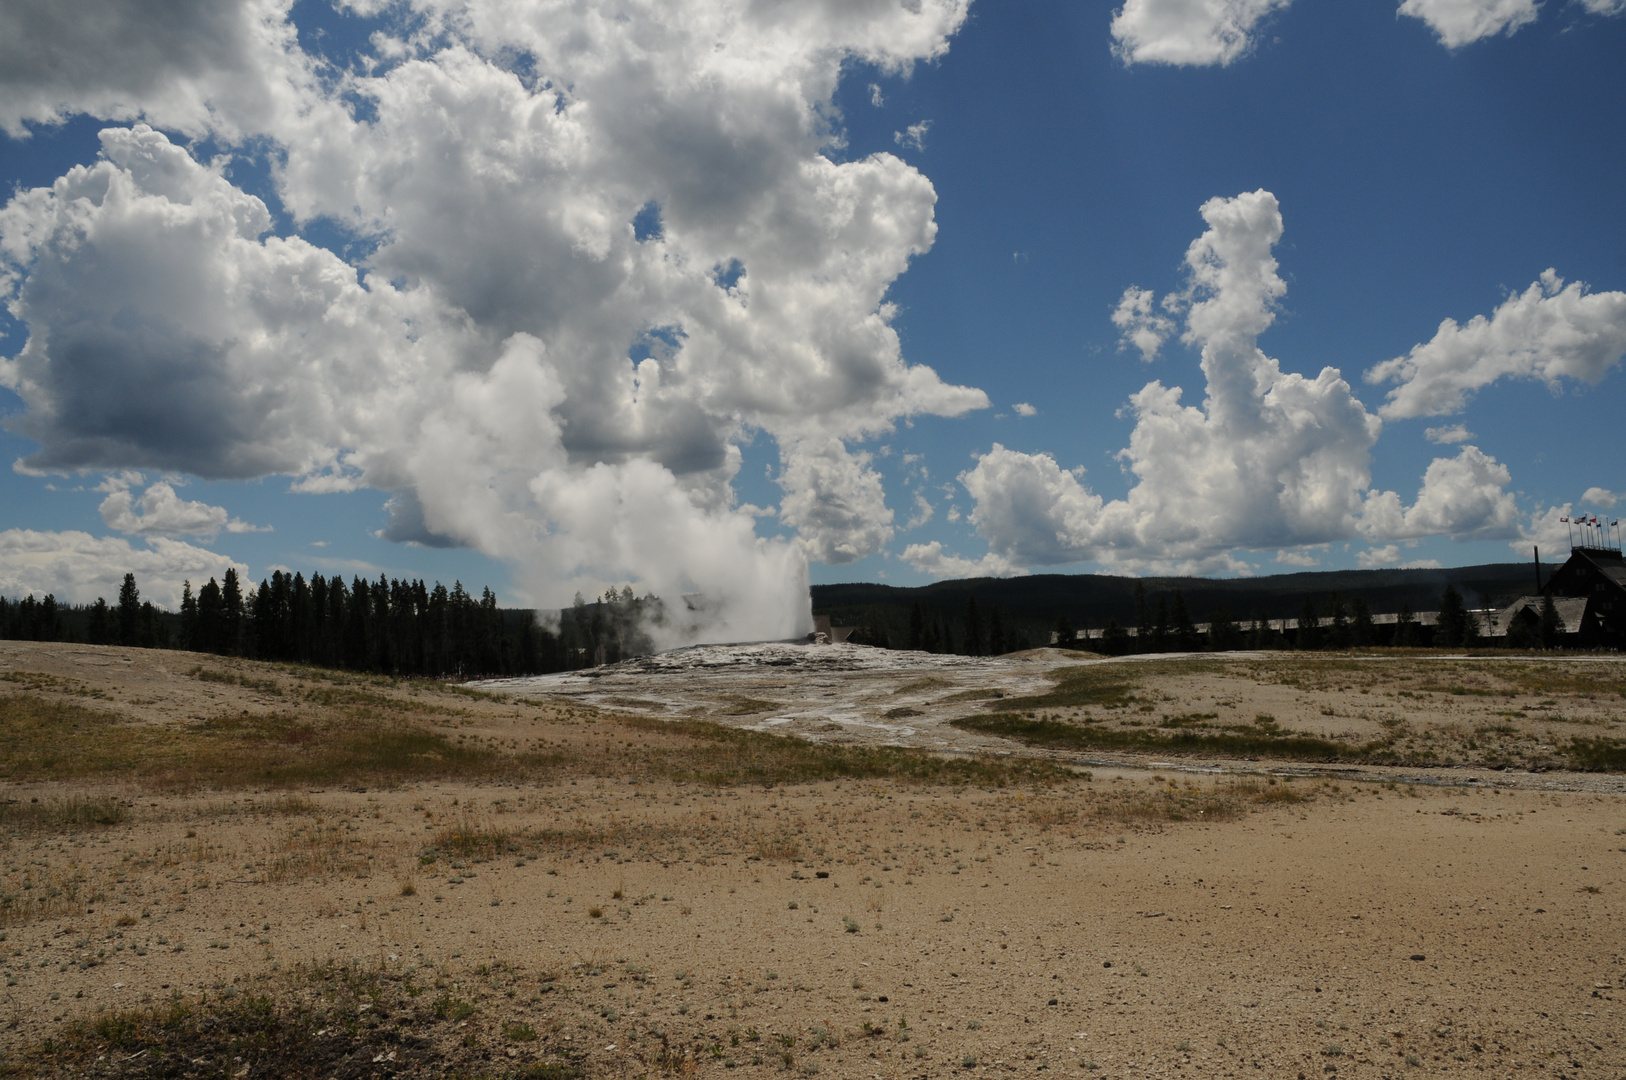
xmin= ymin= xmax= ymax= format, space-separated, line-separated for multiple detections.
xmin=1553 ymin=548 xmax=1626 ymax=594
xmin=1483 ymin=595 xmax=1590 ymax=637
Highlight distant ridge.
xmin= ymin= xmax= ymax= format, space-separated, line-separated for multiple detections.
xmin=811 ymin=562 xmax=1553 ymax=645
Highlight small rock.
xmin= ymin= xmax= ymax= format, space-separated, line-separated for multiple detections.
xmin=1409 ymin=954 xmax=1425 ymax=961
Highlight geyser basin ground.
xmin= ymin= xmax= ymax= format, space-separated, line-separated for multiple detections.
xmin=478 ymin=643 xmax=1626 ymax=792
xmin=0 ymin=641 xmax=1623 ymax=1077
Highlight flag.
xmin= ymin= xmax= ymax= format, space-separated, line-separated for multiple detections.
xmin=1560 ymin=517 xmax=1569 ymax=523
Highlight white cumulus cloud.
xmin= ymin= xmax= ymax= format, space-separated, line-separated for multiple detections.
xmin=1510 ymin=502 xmax=1575 ymax=557
xmin=1397 ymin=0 xmax=1539 ymax=47
xmin=1424 ymin=423 xmax=1474 ymax=444
xmin=1583 ymin=487 xmax=1619 ymax=508
xmin=1012 ymin=402 xmax=1037 ymax=417
xmin=1356 ymin=544 xmax=1442 ymax=569
xmin=0 ymin=0 xmax=988 ymax=641
xmin=1112 ymin=286 xmax=1177 ymax=362
xmin=0 ymin=0 xmax=307 ymax=139
xmin=900 ymin=540 xmax=1022 ymax=580
xmin=98 ymin=477 xmax=266 ymax=538
xmin=1366 ymin=269 xmax=1626 ymax=419
xmin=1358 ymin=445 xmax=1521 ymax=541
xmin=0 ymin=529 xmax=245 ymax=608
xmin=894 ymin=121 xmax=931 ymax=151
xmin=943 ymin=191 xmax=1522 ymax=574
xmin=1110 ymin=0 xmax=1292 ymax=67
xmin=776 ymin=439 xmax=896 ymax=565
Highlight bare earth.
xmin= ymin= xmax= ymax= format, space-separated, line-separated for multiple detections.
xmin=0 ymin=640 xmax=1623 ymax=1078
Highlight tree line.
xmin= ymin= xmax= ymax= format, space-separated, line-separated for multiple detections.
xmin=0 ymin=569 xmax=620 ymax=677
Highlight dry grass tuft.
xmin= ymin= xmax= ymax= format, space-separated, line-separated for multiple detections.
xmin=264 ymin=822 xmax=374 ymax=884
xmin=434 ymin=818 xmax=513 ymax=858
xmin=10 ymin=960 xmax=588 ymax=1079
xmin=0 ymin=794 xmax=127 ymax=833
xmin=751 ymin=830 xmax=803 ymax=861
xmin=1085 ymin=783 xmax=1247 ymax=825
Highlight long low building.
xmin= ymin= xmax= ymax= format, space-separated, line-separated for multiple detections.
xmin=1054 ymin=543 xmax=1623 ymax=650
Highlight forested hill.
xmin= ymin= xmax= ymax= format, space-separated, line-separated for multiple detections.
xmin=812 ymin=561 xmax=1552 ymax=648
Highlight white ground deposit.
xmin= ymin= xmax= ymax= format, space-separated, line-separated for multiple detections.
xmin=475 ymin=641 xmax=1065 ymax=754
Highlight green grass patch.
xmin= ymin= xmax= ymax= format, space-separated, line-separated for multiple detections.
xmin=953 ymin=712 xmax=1384 ymax=763
xmin=1569 ymin=737 xmax=1626 ymax=772
xmin=717 ymin=696 xmax=787 ymax=716
xmin=991 ymin=667 xmax=1141 ymax=711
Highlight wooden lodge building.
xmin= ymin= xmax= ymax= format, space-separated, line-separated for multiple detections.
xmin=1512 ymin=543 xmax=1625 ymax=647
xmin=1059 ymin=537 xmax=1625 ymax=651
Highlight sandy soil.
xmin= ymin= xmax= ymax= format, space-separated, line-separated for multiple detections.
xmin=1 ymin=642 xmax=1623 ymax=1078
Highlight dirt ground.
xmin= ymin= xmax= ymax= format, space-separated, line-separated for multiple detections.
xmin=1 ymin=641 xmax=1623 ymax=1078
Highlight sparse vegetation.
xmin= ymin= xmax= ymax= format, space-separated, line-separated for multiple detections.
xmin=0 ymin=691 xmax=564 ymax=789
xmin=952 ymin=710 xmax=1386 ymax=763
xmin=0 ymin=794 xmax=126 ymax=833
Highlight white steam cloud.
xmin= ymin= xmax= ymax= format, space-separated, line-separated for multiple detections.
xmin=0 ymin=0 xmax=987 ymax=640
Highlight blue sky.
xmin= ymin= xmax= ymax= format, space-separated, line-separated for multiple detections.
xmin=1 ymin=0 xmax=1623 ymax=634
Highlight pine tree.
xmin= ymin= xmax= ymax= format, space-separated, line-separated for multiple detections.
xmin=1054 ymin=612 xmax=1075 ymax=650
xmin=1171 ymin=589 xmax=1196 ymax=651
xmin=138 ymin=601 xmax=165 ymax=648
xmin=38 ymin=595 xmax=61 ymax=641
xmin=345 ymin=576 xmax=371 ymax=670
xmin=1151 ymin=595 xmax=1170 ymax=653
xmin=1350 ymin=597 xmax=1375 ymax=647
xmin=87 ymin=598 xmax=112 ymax=646
xmin=1393 ymin=602 xmax=1418 ymax=647
xmin=290 ymin=573 xmax=312 ymax=663
xmin=221 ymin=568 xmax=244 ymax=655
xmin=1297 ymin=596 xmax=1319 ymax=650
xmin=1134 ymin=581 xmax=1152 ymax=646
xmin=988 ymin=605 xmax=1006 ymax=656
xmin=250 ymin=578 xmax=275 ymax=658
xmin=196 ymin=578 xmax=224 ymax=654
xmin=117 ymin=573 xmax=140 ymax=646
xmin=909 ymin=602 xmax=926 ymax=652
xmin=963 ymin=596 xmax=984 ymax=656
xmin=1539 ymin=594 xmax=1561 ymax=648
xmin=179 ymin=581 xmax=198 ymax=651
xmin=1435 ymin=585 xmax=1469 ymax=648
xmin=1324 ymin=592 xmax=1350 ymax=650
